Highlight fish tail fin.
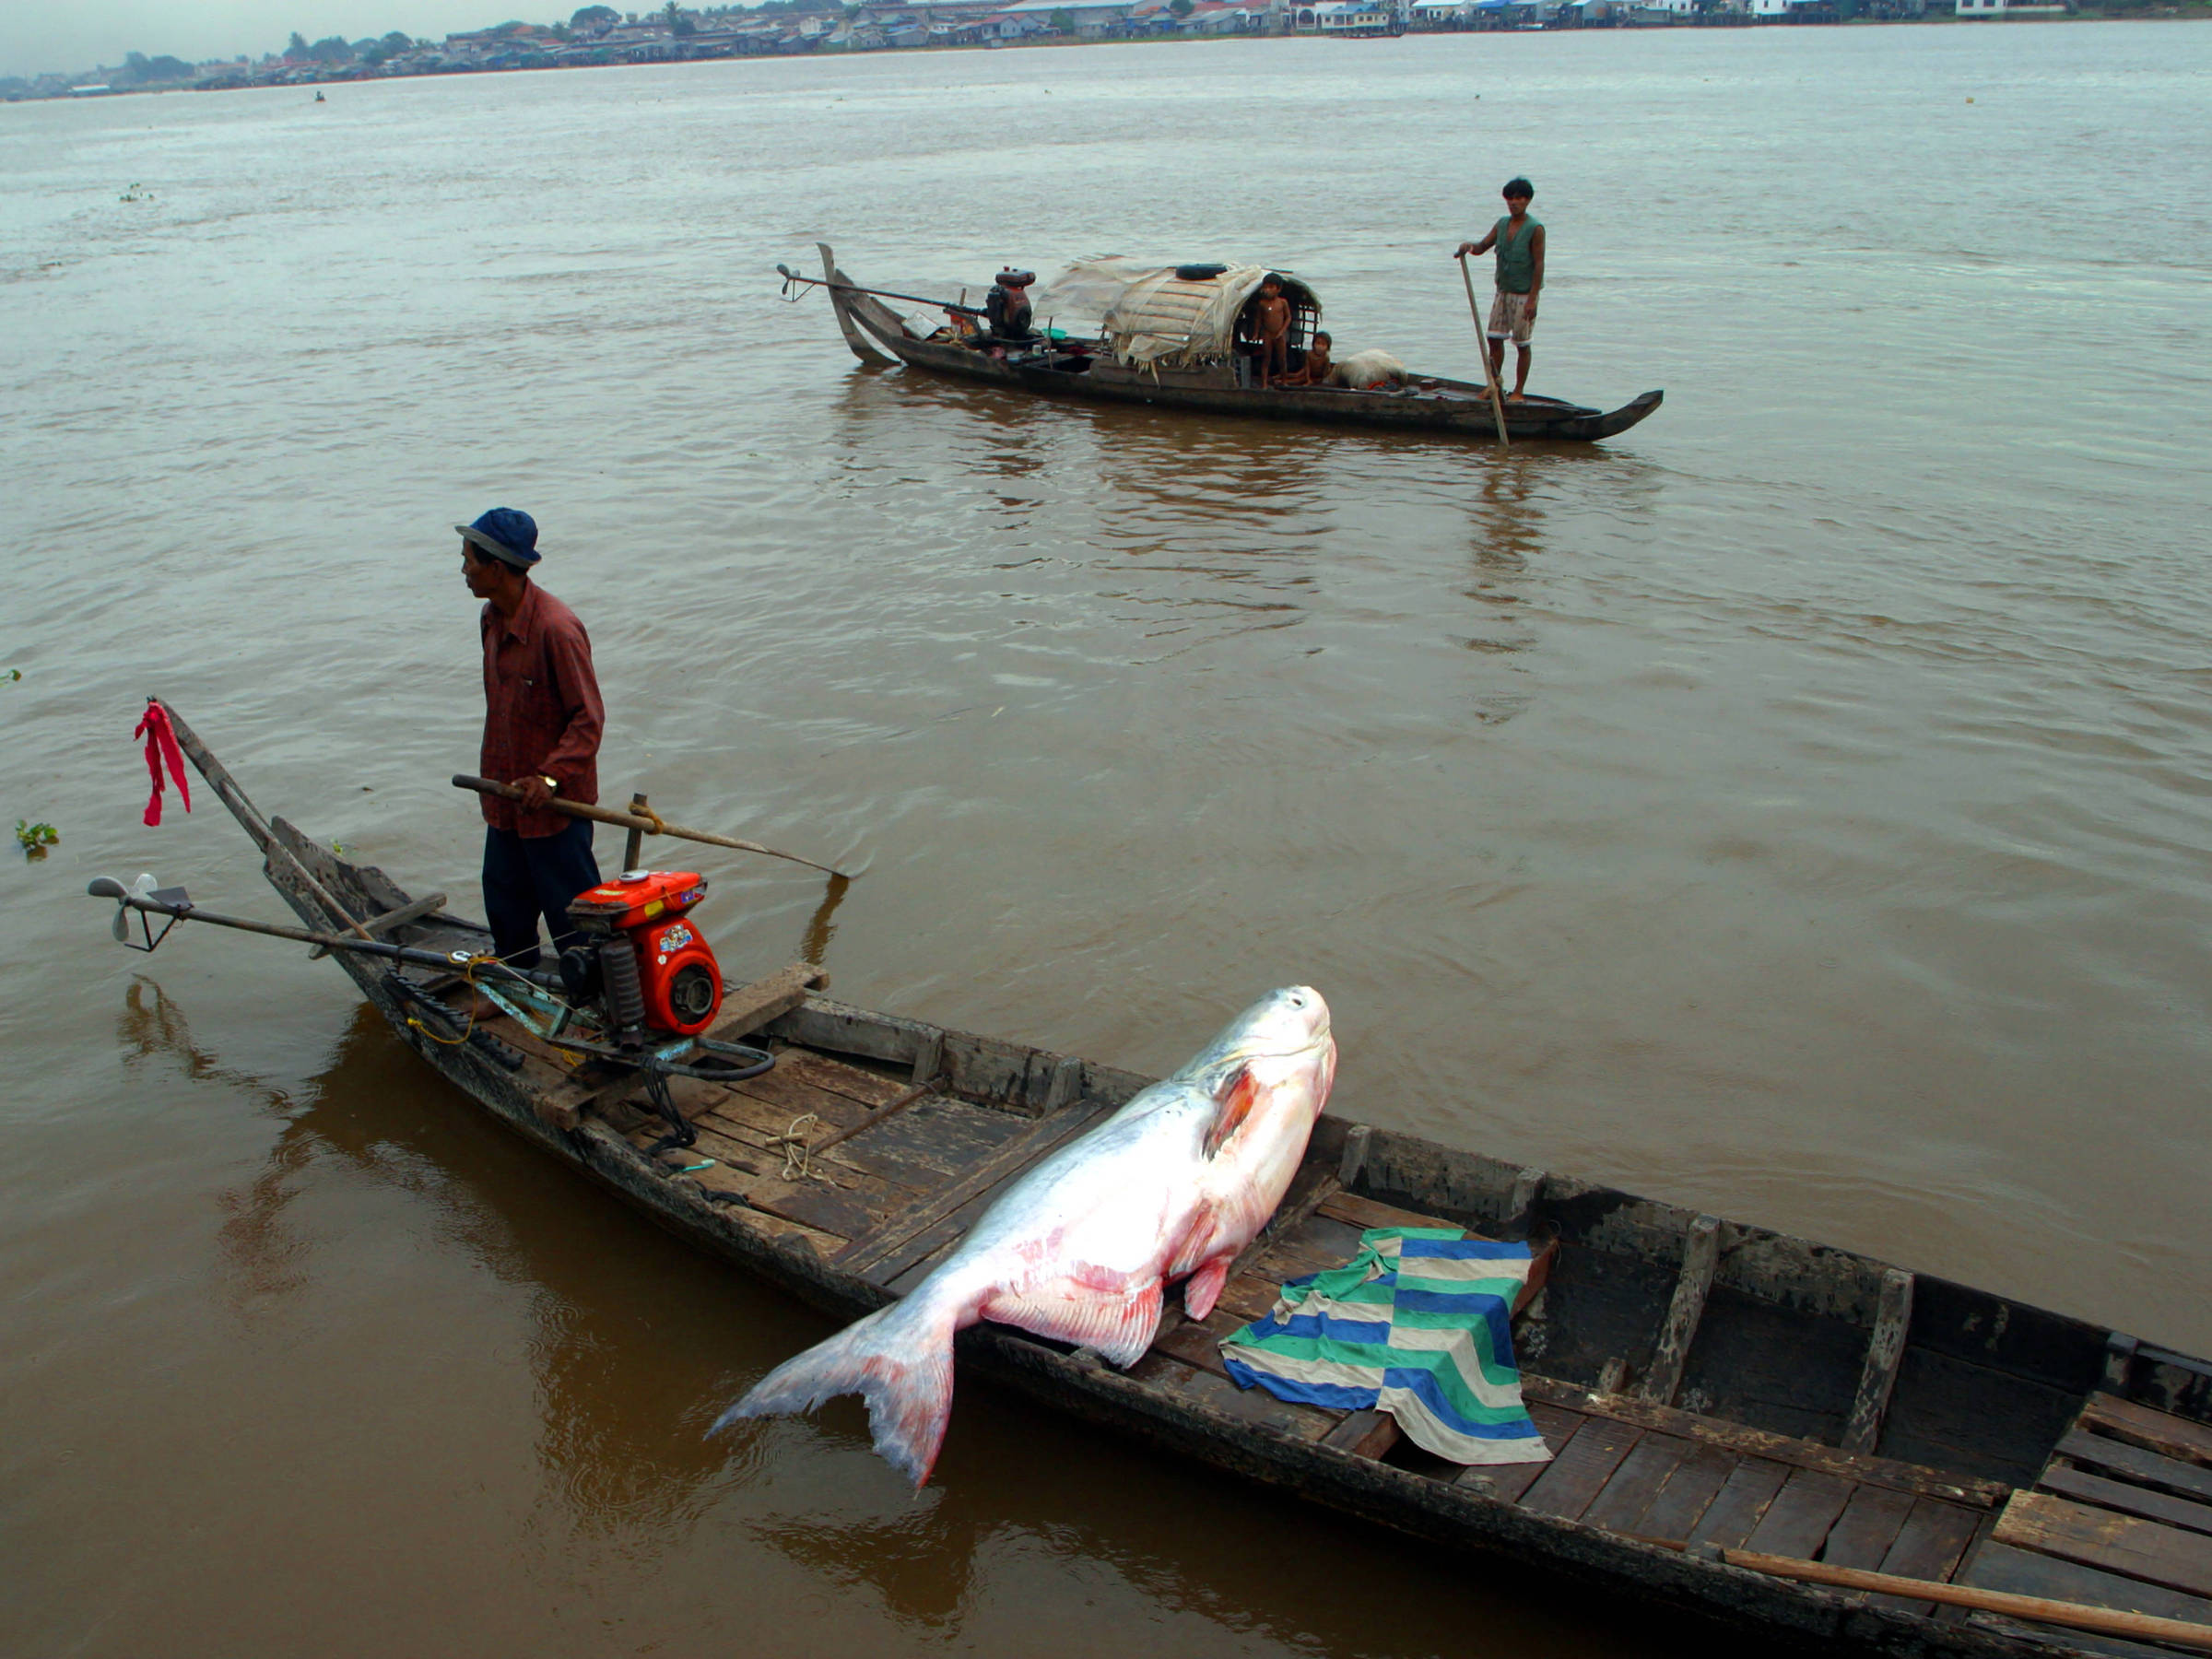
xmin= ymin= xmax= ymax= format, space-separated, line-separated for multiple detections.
xmin=710 ymin=1293 xmax=960 ymax=1486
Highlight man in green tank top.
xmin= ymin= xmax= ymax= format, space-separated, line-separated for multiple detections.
xmin=1454 ymin=177 xmax=1545 ymax=402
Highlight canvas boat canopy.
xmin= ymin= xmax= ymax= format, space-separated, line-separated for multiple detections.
xmin=1030 ymin=258 xmax=1321 ymax=368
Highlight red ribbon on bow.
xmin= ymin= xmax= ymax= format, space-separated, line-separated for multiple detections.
xmin=134 ymin=700 xmax=192 ymax=827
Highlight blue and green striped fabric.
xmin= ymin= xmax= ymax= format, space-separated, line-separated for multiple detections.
xmin=1219 ymin=1226 xmax=1552 ymax=1466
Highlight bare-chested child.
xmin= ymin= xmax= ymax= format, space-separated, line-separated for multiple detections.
xmin=1253 ymin=276 xmax=1291 ymax=388
xmin=1280 ymin=330 xmax=1334 ymax=389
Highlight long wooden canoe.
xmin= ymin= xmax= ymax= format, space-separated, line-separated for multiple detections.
xmin=811 ymin=244 xmax=1664 ymax=445
xmin=163 ymin=717 xmax=2211 ymax=1657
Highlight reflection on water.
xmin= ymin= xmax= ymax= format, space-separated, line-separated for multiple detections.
xmin=798 ymin=872 xmax=853 ymax=965
xmin=130 ymin=982 xmax=746 ymax=1524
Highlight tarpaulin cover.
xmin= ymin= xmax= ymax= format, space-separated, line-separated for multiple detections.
xmin=1030 ymin=258 xmax=1320 ymax=368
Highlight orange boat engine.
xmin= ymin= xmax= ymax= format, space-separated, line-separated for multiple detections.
xmin=563 ymin=868 xmax=724 ymax=1044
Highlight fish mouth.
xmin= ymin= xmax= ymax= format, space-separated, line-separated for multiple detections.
xmin=1238 ymin=1021 xmax=1334 ymax=1063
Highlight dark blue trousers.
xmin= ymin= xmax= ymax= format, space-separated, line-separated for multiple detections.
xmin=482 ymin=818 xmax=601 ymax=967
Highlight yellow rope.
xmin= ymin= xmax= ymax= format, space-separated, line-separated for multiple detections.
xmin=636 ymin=804 xmax=670 ymax=837
xmin=769 ymin=1112 xmax=819 ymax=1182
xmin=406 ymin=955 xmax=505 ymax=1047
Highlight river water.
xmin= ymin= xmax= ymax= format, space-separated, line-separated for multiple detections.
xmin=4 ymin=24 xmax=2209 ymax=1656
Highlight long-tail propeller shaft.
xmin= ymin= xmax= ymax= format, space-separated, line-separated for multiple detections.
xmin=87 ymin=876 xmax=543 ymax=983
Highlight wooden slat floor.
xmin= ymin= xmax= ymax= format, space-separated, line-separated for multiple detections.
xmin=597 ymin=1043 xmax=2008 ymax=1605
xmin=1959 ymin=1393 xmax=2212 ymax=1657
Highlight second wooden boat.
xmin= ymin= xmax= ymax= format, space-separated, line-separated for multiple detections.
xmin=797 ymin=243 xmax=1663 ymax=445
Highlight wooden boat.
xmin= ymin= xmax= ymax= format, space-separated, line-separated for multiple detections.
xmin=138 ymin=714 xmax=2212 ymax=1657
xmin=804 ymin=244 xmax=1663 ymax=445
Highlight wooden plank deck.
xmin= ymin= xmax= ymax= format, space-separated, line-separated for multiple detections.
xmin=1958 ymin=1391 xmax=2212 ymax=1656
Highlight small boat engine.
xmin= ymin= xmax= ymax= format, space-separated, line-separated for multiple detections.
xmin=985 ymin=268 xmax=1036 ymax=340
xmin=561 ymin=869 xmax=724 ymax=1046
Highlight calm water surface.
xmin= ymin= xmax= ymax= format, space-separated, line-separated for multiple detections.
xmin=4 ymin=25 xmax=2209 ymax=1656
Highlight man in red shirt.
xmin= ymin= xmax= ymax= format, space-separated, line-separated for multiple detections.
xmin=457 ymin=507 xmax=606 ymax=974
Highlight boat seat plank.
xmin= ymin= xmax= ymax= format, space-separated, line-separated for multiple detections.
xmin=1866 ymin=1496 xmax=1985 ymax=1615
xmin=728 ymin=1205 xmax=842 ymax=1253
xmin=1247 ymin=1214 xmax=1372 ymax=1284
xmin=1323 ymin=1408 xmax=1400 ymax=1459
xmin=720 ymin=1069 xmax=1006 ymax=1189
xmin=1453 ymin=1403 xmax=1589 ymax=1503
xmin=835 ymin=1098 xmax=1116 ymax=1282
xmin=1819 ymin=1481 xmax=1918 ymax=1571
xmin=666 ymin=1108 xmax=920 ymax=1203
xmin=815 ymin=1096 xmax=1034 ymax=1192
xmin=1209 ymin=1270 xmax=1297 ymax=1328
xmin=1963 ymin=1539 xmax=2212 ymax=1641
xmin=1993 ymin=1489 xmax=2212 ymax=1601
xmin=1520 ymin=1375 xmax=2011 ymax=1509
xmin=1315 ymin=1190 xmax=1473 ymax=1234
xmin=1582 ymin=1430 xmax=1696 ymax=1535
xmin=1132 ymin=1354 xmax=1335 ymax=1443
xmin=1631 ymin=1442 xmax=1739 ymax=1545
xmin=1966 ymin=1611 xmax=2205 ymax=1659
xmin=1519 ymin=1415 xmax=1644 ymax=1521
xmin=2040 ymin=1464 xmax=2212 ymax=1538
xmin=1745 ymin=1467 xmax=1855 ymax=1559
xmin=2078 ymin=1394 xmax=2212 ymax=1468
xmin=626 ymin=1118 xmax=909 ymax=1246
xmin=700 ymin=1076 xmax=872 ymax=1138
xmin=1687 ymin=1457 xmax=1793 ymax=1549
xmin=737 ymin=1176 xmax=886 ymax=1241
xmin=2057 ymin=1430 xmax=2212 ymax=1506
xmin=699 ymin=1082 xmax=1011 ymax=1196
xmin=765 ymin=1047 xmax=916 ymax=1109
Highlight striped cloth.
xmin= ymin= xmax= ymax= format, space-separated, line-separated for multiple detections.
xmin=1220 ymin=1226 xmax=1553 ymax=1466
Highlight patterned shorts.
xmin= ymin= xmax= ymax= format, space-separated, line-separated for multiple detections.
xmin=1488 ymin=288 xmax=1536 ymax=346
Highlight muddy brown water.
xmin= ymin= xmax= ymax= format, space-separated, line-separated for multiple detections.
xmin=4 ymin=25 xmax=2209 ymax=1656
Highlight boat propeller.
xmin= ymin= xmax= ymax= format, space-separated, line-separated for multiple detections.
xmin=91 ymin=873 xmax=192 ymax=951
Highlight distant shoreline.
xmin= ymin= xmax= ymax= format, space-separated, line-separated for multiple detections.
xmin=7 ymin=6 xmax=2206 ymax=105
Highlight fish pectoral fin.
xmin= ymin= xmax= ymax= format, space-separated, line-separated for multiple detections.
xmin=981 ymin=1277 xmax=1163 ymax=1369
xmin=1203 ymin=1066 xmax=1260 ymax=1159
xmin=1182 ymin=1254 xmax=1234 ymax=1322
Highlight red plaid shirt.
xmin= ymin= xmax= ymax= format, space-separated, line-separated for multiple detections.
xmin=480 ymin=583 xmax=604 ymax=837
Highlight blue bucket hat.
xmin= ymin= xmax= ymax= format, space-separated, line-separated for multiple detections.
xmin=456 ymin=507 xmax=541 ymax=570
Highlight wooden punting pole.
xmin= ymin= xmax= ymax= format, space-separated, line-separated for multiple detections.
xmin=453 ymin=776 xmax=853 ymax=879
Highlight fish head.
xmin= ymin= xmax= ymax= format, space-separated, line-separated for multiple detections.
xmin=1185 ymin=986 xmax=1336 ymax=1162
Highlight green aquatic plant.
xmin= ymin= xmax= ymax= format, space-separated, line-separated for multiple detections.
xmin=16 ymin=819 xmax=59 ymax=858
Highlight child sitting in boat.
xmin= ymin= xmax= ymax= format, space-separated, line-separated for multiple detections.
xmin=1280 ymin=332 xmax=1334 ymax=389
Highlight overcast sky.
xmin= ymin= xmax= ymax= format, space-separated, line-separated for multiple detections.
xmin=2 ymin=0 xmax=568 ymax=79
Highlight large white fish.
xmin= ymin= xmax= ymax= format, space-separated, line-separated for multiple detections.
xmin=714 ymin=986 xmax=1336 ymax=1485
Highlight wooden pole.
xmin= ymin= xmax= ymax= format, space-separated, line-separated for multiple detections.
xmin=453 ymin=776 xmax=853 ymax=880
xmin=622 ymin=793 xmax=649 ymax=874
xmin=1712 ymin=1547 xmax=2212 ymax=1651
xmin=1456 ymin=253 xmax=1512 ymax=448
xmin=154 ymin=699 xmax=377 ymax=941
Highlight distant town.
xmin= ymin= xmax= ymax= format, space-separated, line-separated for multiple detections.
xmin=5 ymin=0 xmax=2190 ymax=101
